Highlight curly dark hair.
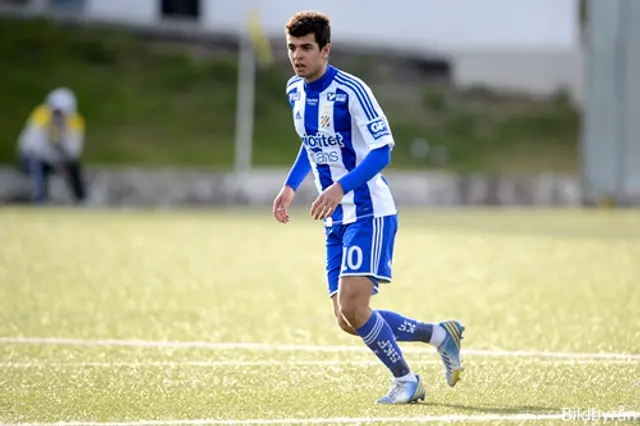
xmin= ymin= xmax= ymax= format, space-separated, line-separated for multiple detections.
xmin=285 ymin=11 xmax=331 ymax=49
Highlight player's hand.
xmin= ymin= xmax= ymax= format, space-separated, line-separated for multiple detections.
xmin=273 ymin=185 xmax=295 ymax=224
xmin=310 ymin=183 xmax=344 ymax=220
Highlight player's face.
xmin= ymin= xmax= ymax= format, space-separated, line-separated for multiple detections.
xmin=287 ymin=33 xmax=330 ymax=81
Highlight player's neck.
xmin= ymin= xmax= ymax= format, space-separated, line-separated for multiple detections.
xmin=304 ymin=62 xmax=329 ymax=84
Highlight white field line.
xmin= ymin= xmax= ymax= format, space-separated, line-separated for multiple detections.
xmin=1 ymin=336 xmax=639 ymax=361
xmin=5 ymin=412 xmax=640 ymax=425
xmin=0 ymin=360 xmax=438 ymax=368
xmin=0 ymin=358 xmax=636 ymax=369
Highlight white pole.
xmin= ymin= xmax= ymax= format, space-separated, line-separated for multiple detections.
xmin=234 ymin=34 xmax=256 ymax=176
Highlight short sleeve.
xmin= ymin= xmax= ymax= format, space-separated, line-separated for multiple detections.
xmin=344 ymin=76 xmax=395 ymax=150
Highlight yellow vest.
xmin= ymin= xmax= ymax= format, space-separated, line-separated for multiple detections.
xmin=28 ymin=104 xmax=85 ymax=143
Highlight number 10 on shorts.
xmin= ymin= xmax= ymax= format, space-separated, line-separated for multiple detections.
xmin=341 ymin=245 xmax=364 ymax=272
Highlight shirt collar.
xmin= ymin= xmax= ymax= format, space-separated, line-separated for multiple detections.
xmin=304 ymin=65 xmax=337 ymax=92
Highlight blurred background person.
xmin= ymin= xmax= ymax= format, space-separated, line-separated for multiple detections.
xmin=16 ymin=87 xmax=87 ymax=205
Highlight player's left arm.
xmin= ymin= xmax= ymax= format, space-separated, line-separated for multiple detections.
xmin=337 ymin=145 xmax=390 ymax=194
xmin=311 ymin=81 xmax=393 ymax=219
xmin=311 ymin=146 xmax=391 ymax=221
xmin=337 ymin=81 xmax=394 ymax=194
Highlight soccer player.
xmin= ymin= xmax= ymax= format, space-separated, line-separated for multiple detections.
xmin=272 ymin=11 xmax=465 ymax=404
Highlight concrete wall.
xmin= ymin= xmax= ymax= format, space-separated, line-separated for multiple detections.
xmin=0 ymin=167 xmax=582 ymax=207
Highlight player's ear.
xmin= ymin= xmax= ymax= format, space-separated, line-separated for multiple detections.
xmin=321 ymin=43 xmax=331 ymax=59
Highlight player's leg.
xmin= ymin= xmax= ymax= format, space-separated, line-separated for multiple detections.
xmin=363 ymin=215 xmax=465 ymax=387
xmin=331 ymin=294 xmax=357 ymax=335
xmin=361 ymin=215 xmax=446 ymax=344
xmin=377 ymin=309 xmax=465 ymax=386
xmin=338 ymin=216 xmax=425 ymax=404
xmin=325 ymin=223 xmax=358 ymax=336
xmin=375 ymin=312 xmax=463 ymax=353
xmin=377 ymin=310 xmax=439 ymax=343
xmin=340 ymin=214 xmax=439 ymax=343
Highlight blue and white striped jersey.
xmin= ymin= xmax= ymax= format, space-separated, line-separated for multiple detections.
xmin=286 ymin=65 xmax=397 ymax=226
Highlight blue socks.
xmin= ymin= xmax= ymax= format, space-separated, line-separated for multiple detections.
xmin=376 ymin=310 xmax=434 ymax=343
xmin=356 ymin=311 xmax=411 ymax=378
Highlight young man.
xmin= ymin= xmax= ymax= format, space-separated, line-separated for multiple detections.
xmin=16 ymin=87 xmax=87 ymax=204
xmin=272 ymin=11 xmax=465 ymax=404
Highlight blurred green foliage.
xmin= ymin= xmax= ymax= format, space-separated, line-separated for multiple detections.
xmin=0 ymin=16 xmax=580 ymax=172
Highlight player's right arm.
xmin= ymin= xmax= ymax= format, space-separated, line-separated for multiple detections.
xmin=283 ymin=143 xmax=311 ymax=191
xmin=273 ymin=143 xmax=311 ymax=223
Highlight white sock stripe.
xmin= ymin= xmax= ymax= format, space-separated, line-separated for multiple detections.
xmin=362 ymin=312 xmax=382 ymax=344
xmin=361 ymin=312 xmax=379 ymax=343
xmin=363 ymin=312 xmax=384 ymax=345
xmin=364 ymin=317 xmax=384 ymax=346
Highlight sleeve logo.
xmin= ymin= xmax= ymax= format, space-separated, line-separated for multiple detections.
xmin=366 ymin=118 xmax=391 ymax=140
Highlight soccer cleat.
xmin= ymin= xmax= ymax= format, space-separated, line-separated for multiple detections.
xmin=376 ymin=374 xmax=426 ymax=404
xmin=436 ymin=320 xmax=465 ymax=387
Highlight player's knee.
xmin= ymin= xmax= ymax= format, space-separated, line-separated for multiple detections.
xmin=338 ymin=298 xmax=369 ymax=330
xmin=336 ymin=314 xmax=356 ymax=335
xmin=338 ymin=277 xmax=371 ymax=321
xmin=332 ymin=301 xmax=356 ymax=335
